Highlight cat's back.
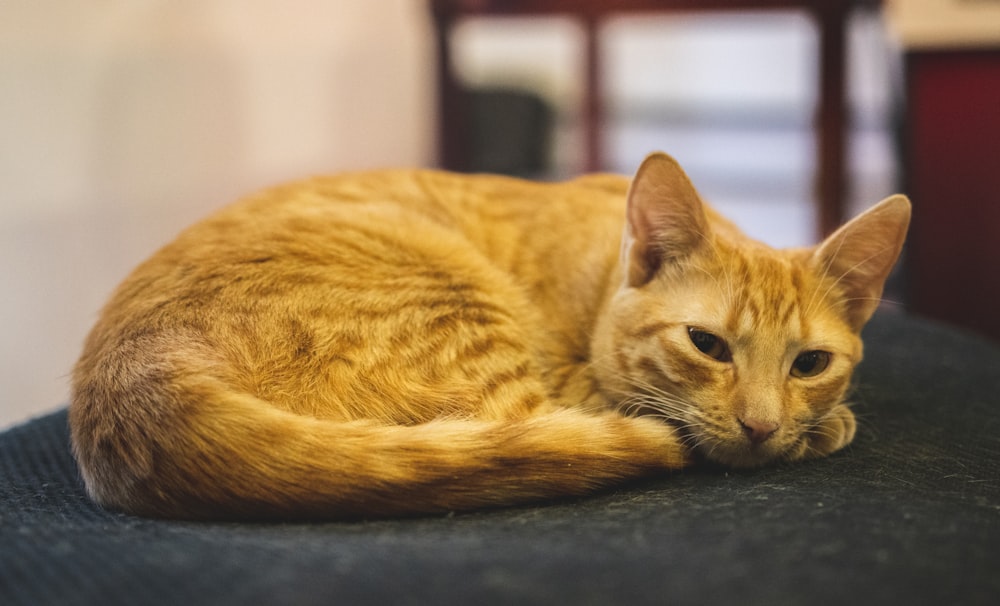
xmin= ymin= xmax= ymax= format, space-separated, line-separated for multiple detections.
xmin=72 ymin=168 xmax=632 ymax=430
xmin=166 ymin=168 xmax=627 ymax=254
xmin=78 ymin=168 xmax=630 ymax=375
xmin=118 ymin=168 xmax=631 ymax=303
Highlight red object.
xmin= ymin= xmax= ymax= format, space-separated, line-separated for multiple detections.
xmin=905 ymin=50 xmax=1000 ymax=341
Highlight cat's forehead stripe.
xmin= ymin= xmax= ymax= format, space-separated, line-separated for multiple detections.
xmin=724 ymin=253 xmax=802 ymax=335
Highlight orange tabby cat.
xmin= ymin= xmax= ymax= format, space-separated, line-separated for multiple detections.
xmin=69 ymin=152 xmax=910 ymax=520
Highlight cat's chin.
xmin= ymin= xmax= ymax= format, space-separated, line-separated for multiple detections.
xmin=642 ymin=412 xmax=802 ymax=469
xmin=692 ymin=439 xmax=789 ymax=469
xmin=653 ymin=418 xmax=781 ymax=469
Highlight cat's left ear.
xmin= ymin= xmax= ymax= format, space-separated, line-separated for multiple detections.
xmin=622 ymin=152 xmax=710 ymax=287
xmin=812 ymin=195 xmax=911 ymax=331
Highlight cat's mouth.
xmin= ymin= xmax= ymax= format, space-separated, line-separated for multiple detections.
xmin=631 ymin=404 xmax=791 ymax=468
xmin=699 ymin=434 xmax=797 ymax=469
xmin=675 ymin=422 xmax=793 ymax=469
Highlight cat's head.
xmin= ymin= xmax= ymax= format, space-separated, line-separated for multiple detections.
xmin=592 ymin=152 xmax=911 ymax=467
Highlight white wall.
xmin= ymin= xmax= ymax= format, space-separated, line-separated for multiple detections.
xmin=0 ymin=0 xmax=434 ymax=428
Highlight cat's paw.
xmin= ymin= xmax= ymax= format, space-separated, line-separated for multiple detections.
xmin=787 ymin=404 xmax=856 ymax=461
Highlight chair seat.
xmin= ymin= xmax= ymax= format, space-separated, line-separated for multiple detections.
xmin=1 ymin=310 xmax=997 ymax=606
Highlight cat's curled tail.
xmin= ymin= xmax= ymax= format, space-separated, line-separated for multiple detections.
xmin=70 ymin=344 xmax=687 ymax=520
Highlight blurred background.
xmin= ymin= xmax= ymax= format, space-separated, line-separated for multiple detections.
xmin=2 ymin=0 xmax=998 ymax=428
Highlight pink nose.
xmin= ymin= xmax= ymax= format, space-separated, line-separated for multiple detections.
xmin=739 ymin=418 xmax=779 ymax=445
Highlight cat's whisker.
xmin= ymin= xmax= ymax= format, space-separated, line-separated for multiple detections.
xmin=805 ymin=422 xmax=839 ymax=441
xmin=615 ymin=394 xmax=688 ymax=419
xmin=619 ymin=393 xmax=693 ymax=421
xmin=841 ymin=295 xmax=905 ymax=313
xmin=608 ymin=374 xmax=704 ymax=431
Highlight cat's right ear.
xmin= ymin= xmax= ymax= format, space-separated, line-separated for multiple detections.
xmin=812 ymin=195 xmax=911 ymax=331
xmin=622 ymin=152 xmax=710 ymax=287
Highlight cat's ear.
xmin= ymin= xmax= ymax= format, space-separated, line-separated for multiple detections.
xmin=622 ymin=152 xmax=710 ymax=287
xmin=812 ymin=195 xmax=911 ymax=331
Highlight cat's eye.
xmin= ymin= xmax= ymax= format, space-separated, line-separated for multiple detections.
xmin=791 ymin=351 xmax=831 ymax=378
xmin=688 ymin=328 xmax=731 ymax=362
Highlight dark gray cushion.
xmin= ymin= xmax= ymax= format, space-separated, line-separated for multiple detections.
xmin=2 ymin=311 xmax=998 ymax=605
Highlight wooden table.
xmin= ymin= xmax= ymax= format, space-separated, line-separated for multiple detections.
xmin=430 ymin=0 xmax=881 ymax=237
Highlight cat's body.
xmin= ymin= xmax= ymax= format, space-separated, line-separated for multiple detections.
xmin=69 ymin=153 xmax=910 ymax=520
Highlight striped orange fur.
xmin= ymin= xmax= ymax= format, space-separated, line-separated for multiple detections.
xmin=69 ymin=152 xmax=910 ymax=520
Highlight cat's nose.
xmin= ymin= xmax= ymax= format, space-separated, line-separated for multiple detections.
xmin=739 ymin=418 xmax=779 ymax=445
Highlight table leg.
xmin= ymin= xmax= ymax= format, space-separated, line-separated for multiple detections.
xmin=581 ymin=16 xmax=603 ymax=172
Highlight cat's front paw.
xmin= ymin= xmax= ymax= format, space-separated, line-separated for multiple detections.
xmin=787 ymin=404 xmax=856 ymax=461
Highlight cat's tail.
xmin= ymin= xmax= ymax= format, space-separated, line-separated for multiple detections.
xmin=70 ymin=371 xmax=688 ymax=521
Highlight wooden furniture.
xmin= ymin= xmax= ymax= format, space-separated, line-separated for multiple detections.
xmin=887 ymin=0 xmax=1000 ymax=341
xmin=430 ymin=0 xmax=880 ymax=237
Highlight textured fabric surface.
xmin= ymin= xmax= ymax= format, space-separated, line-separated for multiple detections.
xmin=1 ymin=312 xmax=998 ymax=605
